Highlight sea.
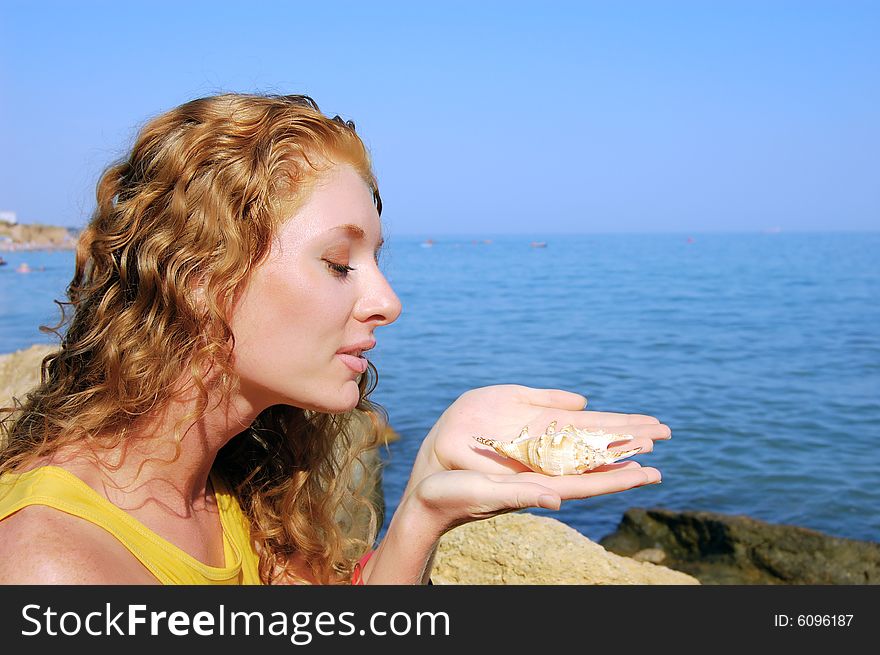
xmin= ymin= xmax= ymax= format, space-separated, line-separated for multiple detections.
xmin=1 ymin=232 xmax=878 ymax=544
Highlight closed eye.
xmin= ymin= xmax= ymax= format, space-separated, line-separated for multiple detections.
xmin=323 ymin=259 xmax=355 ymax=278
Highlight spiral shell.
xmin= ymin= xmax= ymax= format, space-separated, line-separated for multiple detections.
xmin=473 ymin=420 xmax=641 ymax=475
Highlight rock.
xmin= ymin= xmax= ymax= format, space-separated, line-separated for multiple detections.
xmin=0 ymin=344 xmax=57 ymax=412
xmin=0 ymin=222 xmax=77 ymax=251
xmin=432 ymin=512 xmax=699 ymax=584
xmin=600 ymin=508 xmax=880 ymax=585
xmin=633 ymin=548 xmax=666 ymax=564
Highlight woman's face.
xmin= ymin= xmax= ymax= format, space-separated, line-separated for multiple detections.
xmin=229 ymin=163 xmax=401 ymax=414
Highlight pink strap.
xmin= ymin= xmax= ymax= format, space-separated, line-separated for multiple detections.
xmin=351 ymin=550 xmax=374 ymax=585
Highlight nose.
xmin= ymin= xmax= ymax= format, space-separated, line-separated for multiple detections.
xmin=354 ymin=266 xmax=402 ymax=327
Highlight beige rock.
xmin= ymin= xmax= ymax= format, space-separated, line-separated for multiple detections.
xmin=0 ymin=344 xmax=57 ymax=410
xmin=633 ymin=547 xmax=667 ymax=564
xmin=432 ymin=512 xmax=700 ymax=585
xmin=0 ymin=222 xmax=77 ymax=250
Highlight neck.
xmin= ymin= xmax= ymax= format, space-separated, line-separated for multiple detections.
xmin=54 ymin=378 xmax=267 ymax=516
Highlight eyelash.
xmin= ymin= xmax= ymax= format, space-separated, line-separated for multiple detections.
xmin=324 ymin=259 xmax=355 ymax=278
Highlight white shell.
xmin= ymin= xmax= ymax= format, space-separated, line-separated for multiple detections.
xmin=474 ymin=420 xmax=641 ymax=475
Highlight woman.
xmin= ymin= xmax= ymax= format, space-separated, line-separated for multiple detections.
xmin=0 ymin=94 xmax=667 ymax=585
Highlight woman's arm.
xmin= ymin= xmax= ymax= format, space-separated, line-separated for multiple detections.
xmin=360 ymin=385 xmax=670 ymax=584
xmin=360 ymin=493 xmax=442 ymax=585
xmin=363 ymin=466 xmax=660 ymax=584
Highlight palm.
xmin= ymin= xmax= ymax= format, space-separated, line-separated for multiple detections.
xmin=426 ymin=384 xmax=670 ymax=476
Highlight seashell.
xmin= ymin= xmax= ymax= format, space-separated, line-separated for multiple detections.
xmin=473 ymin=420 xmax=641 ymax=475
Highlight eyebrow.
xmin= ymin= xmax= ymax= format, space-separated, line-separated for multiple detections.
xmin=330 ymin=224 xmax=385 ymax=251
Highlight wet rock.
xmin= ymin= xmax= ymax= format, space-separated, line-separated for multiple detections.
xmin=600 ymin=508 xmax=880 ymax=585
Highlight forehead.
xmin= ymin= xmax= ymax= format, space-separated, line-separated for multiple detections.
xmin=276 ymin=164 xmax=382 ymax=246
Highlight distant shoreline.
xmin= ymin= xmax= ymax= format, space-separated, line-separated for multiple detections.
xmin=0 ymin=243 xmax=76 ymax=252
xmin=0 ymin=221 xmax=79 ymax=252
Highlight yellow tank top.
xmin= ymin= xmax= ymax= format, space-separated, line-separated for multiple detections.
xmin=0 ymin=465 xmax=262 ymax=585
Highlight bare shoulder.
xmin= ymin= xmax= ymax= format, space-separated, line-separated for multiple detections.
xmin=0 ymin=504 xmax=159 ymax=584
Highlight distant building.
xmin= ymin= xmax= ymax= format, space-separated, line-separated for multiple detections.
xmin=0 ymin=211 xmax=17 ymax=225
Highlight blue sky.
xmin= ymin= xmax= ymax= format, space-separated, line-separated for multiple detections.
xmin=1 ymin=0 xmax=877 ymax=234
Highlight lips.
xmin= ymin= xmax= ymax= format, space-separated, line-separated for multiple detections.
xmin=337 ymin=352 xmax=369 ymax=374
xmin=336 ymin=340 xmax=376 ymax=356
xmin=336 ymin=340 xmax=375 ymax=375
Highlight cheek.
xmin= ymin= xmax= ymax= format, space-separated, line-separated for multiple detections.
xmin=232 ymin=266 xmax=346 ymax=366
xmin=262 ymin=265 xmax=341 ymax=331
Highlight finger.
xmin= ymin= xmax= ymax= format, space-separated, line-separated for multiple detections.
xmin=525 ymin=387 xmax=588 ymax=410
xmin=609 ymin=435 xmax=655 ymax=454
xmin=571 ymin=424 xmax=669 ymax=448
xmin=536 ymin=409 xmax=662 ymax=429
xmin=580 ymin=410 xmax=661 ymax=426
xmin=547 ymin=434 xmax=657 ymax=455
xmin=613 ymin=423 xmax=672 ymax=440
xmin=523 ymin=410 xmax=669 ymax=442
xmin=589 ymin=460 xmax=643 ymax=473
xmin=486 ymin=479 xmax=562 ymax=511
xmin=515 ymin=466 xmax=662 ymax=500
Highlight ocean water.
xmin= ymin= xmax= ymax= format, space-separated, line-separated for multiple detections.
xmin=1 ymin=233 xmax=878 ymax=543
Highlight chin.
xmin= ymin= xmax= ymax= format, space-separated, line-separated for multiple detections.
xmin=295 ymin=383 xmax=362 ymax=415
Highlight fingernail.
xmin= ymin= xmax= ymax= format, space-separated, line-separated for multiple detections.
xmin=538 ymin=494 xmax=561 ymax=510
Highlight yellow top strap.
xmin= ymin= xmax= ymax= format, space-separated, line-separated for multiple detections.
xmin=0 ymin=465 xmax=261 ymax=585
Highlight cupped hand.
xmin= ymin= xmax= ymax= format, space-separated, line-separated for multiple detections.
xmin=375 ymin=384 xmax=670 ymax=578
xmin=405 ymin=384 xmax=670 ymax=499
xmin=411 ymin=465 xmax=661 ymax=535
